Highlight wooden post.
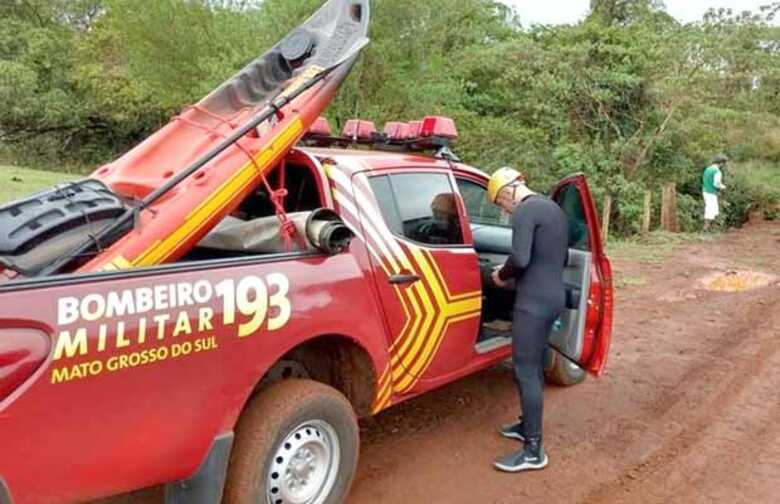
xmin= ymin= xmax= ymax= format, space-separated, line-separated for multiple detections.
xmin=601 ymin=195 xmax=612 ymax=244
xmin=642 ymin=190 xmax=652 ymax=235
xmin=660 ymin=186 xmax=669 ymax=231
xmin=668 ymin=184 xmax=679 ymax=232
xmin=660 ymin=183 xmax=679 ymax=232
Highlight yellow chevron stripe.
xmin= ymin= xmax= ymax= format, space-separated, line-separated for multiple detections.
xmin=390 ymin=249 xmax=444 ymax=365
xmin=391 ymin=280 xmax=436 ymax=382
xmin=328 ymin=161 xmax=484 ymax=397
xmin=425 ymin=249 xmax=482 ymax=301
xmin=372 ymin=363 xmax=394 ymax=413
xmin=393 ymin=248 xmax=482 ymax=392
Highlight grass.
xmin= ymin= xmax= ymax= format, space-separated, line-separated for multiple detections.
xmin=0 ymin=166 xmax=77 ymax=204
xmin=733 ymin=160 xmax=780 ymax=191
xmin=607 ymin=231 xmax=706 ymax=264
xmin=614 ymin=275 xmax=647 ymax=290
xmin=731 ymin=160 xmax=780 ymax=216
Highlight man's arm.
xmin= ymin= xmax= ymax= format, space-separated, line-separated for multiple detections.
xmin=498 ymin=205 xmax=536 ymax=281
xmin=715 ymin=169 xmax=726 ymax=190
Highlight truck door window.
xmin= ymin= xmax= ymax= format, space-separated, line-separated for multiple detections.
xmin=369 ymin=173 xmax=465 ymax=246
xmin=455 ymin=178 xmax=508 ymax=227
xmin=553 ymin=184 xmax=590 ymax=251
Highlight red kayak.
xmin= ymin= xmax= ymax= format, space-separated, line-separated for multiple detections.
xmin=73 ymin=0 xmax=368 ymax=273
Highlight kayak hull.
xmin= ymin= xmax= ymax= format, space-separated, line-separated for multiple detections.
xmin=79 ymin=0 xmax=369 ymax=272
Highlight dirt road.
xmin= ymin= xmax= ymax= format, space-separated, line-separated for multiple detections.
xmin=103 ymin=220 xmax=780 ymax=504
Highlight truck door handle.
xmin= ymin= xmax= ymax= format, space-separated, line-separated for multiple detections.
xmin=389 ymin=273 xmax=421 ymax=285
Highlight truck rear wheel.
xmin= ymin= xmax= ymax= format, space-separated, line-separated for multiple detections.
xmin=544 ymin=348 xmax=586 ymax=386
xmin=224 ymin=379 xmax=359 ymax=504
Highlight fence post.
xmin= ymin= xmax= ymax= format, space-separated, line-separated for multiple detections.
xmin=642 ymin=190 xmax=652 ymax=235
xmin=601 ymin=195 xmax=612 ymax=244
xmin=660 ymin=186 xmax=669 ymax=231
xmin=660 ymin=183 xmax=679 ymax=232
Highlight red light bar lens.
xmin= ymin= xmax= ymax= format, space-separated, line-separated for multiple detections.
xmin=384 ymin=122 xmax=410 ymax=141
xmin=419 ymin=116 xmax=458 ymax=140
xmin=342 ymin=119 xmax=378 ymax=140
xmin=0 ymin=328 xmax=50 ymax=402
xmin=309 ymin=116 xmax=332 ymax=136
xmin=407 ymin=120 xmax=422 ymax=139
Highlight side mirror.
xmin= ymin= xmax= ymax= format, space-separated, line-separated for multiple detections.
xmin=305 ymin=208 xmax=355 ymax=255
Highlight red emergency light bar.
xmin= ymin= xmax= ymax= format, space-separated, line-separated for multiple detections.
xmin=342 ymin=119 xmax=377 ymax=140
xmin=300 ymin=116 xmax=460 ymax=161
xmin=303 ymin=116 xmax=335 ymax=147
xmin=384 ymin=122 xmax=409 ymax=141
xmin=408 ymin=120 xmax=422 ymax=139
xmin=420 ymin=116 xmax=458 ymax=140
xmin=309 ymin=116 xmax=332 ymax=136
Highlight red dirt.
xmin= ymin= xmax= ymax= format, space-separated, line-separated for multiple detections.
xmin=98 ymin=220 xmax=780 ymax=504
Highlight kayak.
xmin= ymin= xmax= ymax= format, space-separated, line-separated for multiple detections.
xmin=0 ymin=0 xmax=369 ymax=279
xmin=83 ymin=0 xmax=369 ymax=272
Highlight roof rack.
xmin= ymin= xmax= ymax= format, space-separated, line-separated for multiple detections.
xmin=300 ymin=116 xmax=461 ymax=161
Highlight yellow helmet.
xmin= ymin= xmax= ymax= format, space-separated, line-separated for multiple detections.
xmin=487 ymin=167 xmax=524 ymax=203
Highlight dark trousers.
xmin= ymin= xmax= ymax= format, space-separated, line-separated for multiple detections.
xmin=511 ymin=310 xmax=557 ymax=440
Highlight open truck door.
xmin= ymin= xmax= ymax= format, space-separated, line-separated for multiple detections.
xmin=548 ymin=173 xmax=614 ymax=377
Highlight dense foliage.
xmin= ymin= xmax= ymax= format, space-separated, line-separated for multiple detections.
xmin=1 ymin=0 xmax=778 ymax=233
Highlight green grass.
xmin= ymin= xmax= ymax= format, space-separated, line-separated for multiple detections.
xmin=614 ymin=275 xmax=647 ymax=290
xmin=0 ymin=166 xmax=77 ymax=204
xmin=732 ymin=160 xmax=780 ymax=215
xmin=607 ymin=231 xmax=706 ymax=264
xmin=733 ymin=160 xmax=780 ymax=193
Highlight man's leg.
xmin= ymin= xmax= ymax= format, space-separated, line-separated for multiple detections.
xmin=511 ymin=311 xmax=550 ymax=439
xmin=495 ymin=311 xmax=553 ymax=472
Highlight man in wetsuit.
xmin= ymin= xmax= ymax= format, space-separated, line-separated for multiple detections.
xmin=487 ymin=167 xmax=569 ymax=473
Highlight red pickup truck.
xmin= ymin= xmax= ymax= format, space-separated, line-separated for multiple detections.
xmin=0 ymin=116 xmax=613 ymax=504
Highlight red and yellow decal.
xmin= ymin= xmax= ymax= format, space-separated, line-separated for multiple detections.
xmin=325 ymin=162 xmax=481 ymax=414
xmin=50 ymin=274 xmax=292 ymax=384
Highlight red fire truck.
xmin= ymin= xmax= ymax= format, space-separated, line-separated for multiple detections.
xmin=0 ymin=114 xmax=612 ymax=504
xmin=0 ymin=2 xmax=612 ymax=503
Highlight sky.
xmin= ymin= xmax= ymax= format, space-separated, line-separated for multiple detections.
xmin=500 ymin=0 xmax=777 ymax=25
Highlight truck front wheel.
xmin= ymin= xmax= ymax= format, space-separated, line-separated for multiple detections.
xmin=224 ymin=379 xmax=360 ymax=504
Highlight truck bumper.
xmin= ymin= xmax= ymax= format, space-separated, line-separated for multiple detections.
xmin=0 ymin=477 xmax=12 ymax=504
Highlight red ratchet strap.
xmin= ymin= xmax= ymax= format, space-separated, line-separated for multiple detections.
xmin=174 ymin=105 xmax=305 ymax=251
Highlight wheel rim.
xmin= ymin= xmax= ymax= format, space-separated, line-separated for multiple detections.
xmin=266 ymin=420 xmax=341 ymax=504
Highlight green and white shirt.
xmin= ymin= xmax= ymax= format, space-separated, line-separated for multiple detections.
xmin=702 ymin=165 xmax=724 ymax=195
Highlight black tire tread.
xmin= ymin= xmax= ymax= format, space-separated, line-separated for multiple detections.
xmin=223 ymin=379 xmax=359 ymax=504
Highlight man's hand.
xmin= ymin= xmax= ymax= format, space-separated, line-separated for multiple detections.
xmin=492 ymin=268 xmax=507 ymax=288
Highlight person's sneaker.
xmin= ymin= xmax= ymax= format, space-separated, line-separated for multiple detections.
xmin=498 ymin=418 xmax=525 ymax=442
xmin=493 ymin=439 xmax=549 ymax=473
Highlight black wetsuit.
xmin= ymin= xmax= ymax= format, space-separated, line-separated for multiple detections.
xmin=498 ymin=194 xmax=569 ymax=441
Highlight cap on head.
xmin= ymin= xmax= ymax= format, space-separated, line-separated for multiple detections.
xmin=712 ymin=154 xmax=729 ymax=165
xmin=487 ymin=167 xmax=524 ymax=203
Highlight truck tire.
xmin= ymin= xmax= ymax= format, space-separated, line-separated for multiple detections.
xmin=544 ymin=348 xmax=586 ymax=387
xmin=223 ymin=379 xmax=359 ymax=504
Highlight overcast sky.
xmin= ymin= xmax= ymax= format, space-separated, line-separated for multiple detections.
xmin=501 ymin=0 xmax=777 ymax=25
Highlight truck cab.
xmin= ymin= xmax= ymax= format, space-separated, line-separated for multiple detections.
xmin=296 ymin=117 xmax=612 ymax=405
